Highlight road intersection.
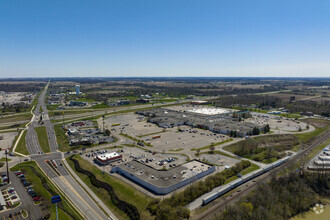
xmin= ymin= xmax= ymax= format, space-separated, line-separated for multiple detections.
xmin=23 ymin=82 xmax=117 ymax=220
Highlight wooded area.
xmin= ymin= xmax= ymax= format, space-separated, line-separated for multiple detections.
xmin=218 ymin=171 xmax=330 ymax=220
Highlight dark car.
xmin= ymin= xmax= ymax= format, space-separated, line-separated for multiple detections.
xmin=23 ymin=181 xmax=31 ymax=187
xmin=31 ymin=193 xmax=38 ymax=198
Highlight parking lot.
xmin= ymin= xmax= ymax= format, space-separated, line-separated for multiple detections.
xmin=64 ymin=120 xmax=115 ymax=146
xmin=145 ymin=126 xmax=231 ymax=152
xmin=198 ymin=153 xmax=240 ymax=171
xmin=1 ymin=186 xmax=21 ymax=209
xmin=0 ymin=132 xmax=18 ymax=152
xmin=104 ymin=114 xmax=164 ymax=136
xmin=104 ymin=113 xmax=231 ymax=152
xmin=83 ymin=145 xmax=188 ymax=170
xmin=0 ymin=172 xmax=41 ymax=220
xmin=248 ymin=112 xmax=309 ymax=132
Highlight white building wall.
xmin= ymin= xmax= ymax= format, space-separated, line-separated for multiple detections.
xmin=111 ymin=165 xmax=215 ymax=195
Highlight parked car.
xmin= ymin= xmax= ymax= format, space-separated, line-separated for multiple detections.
xmin=33 ymin=197 xmax=41 ymax=201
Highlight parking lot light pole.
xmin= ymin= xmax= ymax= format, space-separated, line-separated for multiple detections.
xmin=6 ymin=149 xmax=9 ymax=183
xmin=102 ymin=115 xmax=105 ymax=132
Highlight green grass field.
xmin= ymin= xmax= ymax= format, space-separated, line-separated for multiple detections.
xmin=120 ymin=133 xmax=153 ymax=147
xmin=224 ymin=163 xmax=260 ymax=184
xmin=54 ymin=124 xmax=71 ymax=152
xmin=34 ymin=126 xmax=50 ymax=153
xmin=91 ymin=104 xmax=109 ymax=109
xmin=0 ymin=157 xmax=12 ymax=162
xmin=67 ymin=155 xmax=153 ymax=220
xmin=295 ymin=125 xmax=330 ymax=143
xmin=47 ymin=104 xmax=61 ymax=111
xmin=10 ymin=161 xmax=82 ymax=220
xmin=15 ymin=130 xmax=29 ymax=155
xmin=0 ymin=113 xmax=31 ymax=124
xmin=137 ymin=130 xmax=167 ymax=138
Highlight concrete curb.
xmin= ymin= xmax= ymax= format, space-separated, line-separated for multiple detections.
xmin=34 ymin=161 xmax=86 ymax=220
xmin=62 ymin=156 xmax=118 ymax=220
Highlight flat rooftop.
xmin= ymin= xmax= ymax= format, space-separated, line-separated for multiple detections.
xmin=97 ymin=152 xmax=120 ymax=160
xmin=188 ymin=108 xmax=231 ymax=115
xmin=115 ymin=160 xmax=213 ymax=187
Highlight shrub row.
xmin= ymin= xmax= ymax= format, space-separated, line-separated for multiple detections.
xmin=69 ymin=156 xmax=140 ymax=220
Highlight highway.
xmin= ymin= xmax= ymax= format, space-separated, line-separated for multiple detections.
xmin=25 ymin=82 xmax=117 ymax=220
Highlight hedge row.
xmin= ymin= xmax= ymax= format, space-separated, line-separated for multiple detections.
xmin=69 ymin=156 xmax=140 ymax=220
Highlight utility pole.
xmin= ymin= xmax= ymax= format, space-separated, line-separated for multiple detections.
xmin=62 ymin=111 xmax=64 ymax=124
xmin=102 ymin=115 xmax=105 ymax=132
xmin=5 ymin=149 xmax=9 ymax=183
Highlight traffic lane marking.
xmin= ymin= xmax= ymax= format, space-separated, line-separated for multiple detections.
xmin=57 ymin=175 xmax=104 ymax=220
xmin=45 ymin=164 xmax=104 ymax=220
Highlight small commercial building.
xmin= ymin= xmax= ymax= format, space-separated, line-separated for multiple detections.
xmin=95 ymin=152 xmax=122 ymax=165
xmin=69 ymin=101 xmax=87 ymax=107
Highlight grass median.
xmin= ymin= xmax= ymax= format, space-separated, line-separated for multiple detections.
xmin=15 ymin=130 xmax=29 ymax=155
xmin=191 ymin=138 xmax=233 ymax=151
xmin=34 ymin=126 xmax=50 ymax=153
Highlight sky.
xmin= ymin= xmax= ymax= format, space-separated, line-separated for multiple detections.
xmin=0 ymin=0 xmax=330 ymax=78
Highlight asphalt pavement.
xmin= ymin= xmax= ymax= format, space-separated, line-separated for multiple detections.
xmin=24 ymin=82 xmax=115 ymax=220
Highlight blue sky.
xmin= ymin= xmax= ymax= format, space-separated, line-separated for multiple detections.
xmin=0 ymin=0 xmax=330 ymax=78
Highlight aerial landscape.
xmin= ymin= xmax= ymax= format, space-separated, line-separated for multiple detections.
xmin=0 ymin=1 xmax=329 ymax=220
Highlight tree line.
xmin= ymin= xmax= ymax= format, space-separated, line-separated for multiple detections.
xmin=218 ymin=170 xmax=330 ymax=220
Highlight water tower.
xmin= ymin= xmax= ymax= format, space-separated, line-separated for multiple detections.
xmin=75 ymin=85 xmax=80 ymax=96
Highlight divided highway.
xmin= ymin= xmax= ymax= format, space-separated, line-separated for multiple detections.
xmin=25 ymin=82 xmax=117 ymax=220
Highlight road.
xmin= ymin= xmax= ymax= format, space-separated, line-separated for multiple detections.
xmin=24 ymin=82 xmax=117 ymax=220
